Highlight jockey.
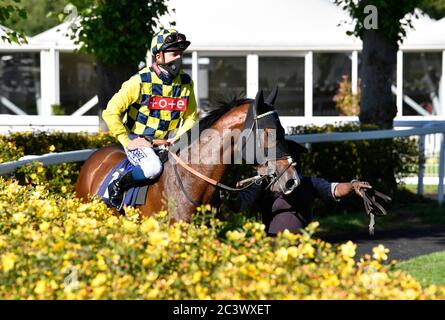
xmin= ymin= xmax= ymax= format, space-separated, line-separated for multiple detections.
xmin=102 ymin=28 xmax=198 ymax=210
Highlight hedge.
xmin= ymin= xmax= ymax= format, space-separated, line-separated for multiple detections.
xmin=0 ymin=178 xmax=443 ymax=299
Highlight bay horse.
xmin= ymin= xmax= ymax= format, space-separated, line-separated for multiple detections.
xmin=75 ymin=89 xmax=300 ymax=223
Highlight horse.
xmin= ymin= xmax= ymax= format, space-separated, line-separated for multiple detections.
xmin=75 ymin=89 xmax=300 ymax=223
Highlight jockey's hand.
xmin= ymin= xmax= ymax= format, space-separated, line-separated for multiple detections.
xmin=127 ymin=137 xmax=152 ymax=150
xmin=351 ymin=180 xmax=372 ymax=198
xmin=166 ymin=137 xmax=178 ymax=145
xmin=153 ymin=139 xmax=171 ymax=146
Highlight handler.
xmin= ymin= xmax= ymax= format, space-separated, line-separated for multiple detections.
xmin=233 ymin=140 xmax=372 ymax=235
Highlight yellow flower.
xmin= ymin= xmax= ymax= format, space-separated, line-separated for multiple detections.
xmin=227 ymin=230 xmax=245 ymax=242
xmin=97 ymin=257 xmax=108 ymax=271
xmin=37 ymin=166 xmax=44 ymax=173
xmin=93 ymin=286 xmax=106 ymax=299
xmin=372 ymin=245 xmax=389 ymax=261
xmin=302 ymin=243 xmax=315 ymax=258
xmin=192 ymin=271 xmax=202 ymax=284
xmin=39 ymin=221 xmax=50 ymax=232
xmin=91 ymin=273 xmax=107 ymax=287
xmin=276 ymin=247 xmax=288 ymax=262
xmin=34 ymin=280 xmax=47 ymax=295
xmin=140 ymin=218 xmax=159 ymax=233
xmin=340 ymin=241 xmax=357 ymax=258
xmin=2 ymin=252 xmax=18 ymax=272
xmin=49 ymin=145 xmax=56 ymax=152
xmin=12 ymin=212 xmax=27 ymax=225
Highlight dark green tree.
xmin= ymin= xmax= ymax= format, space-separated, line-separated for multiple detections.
xmin=335 ymin=0 xmax=445 ymax=193
xmin=2 ymin=0 xmax=66 ymax=36
xmin=0 ymin=0 xmax=27 ymax=43
xmin=335 ymin=0 xmax=445 ymax=129
xmin=65 ymin=0 xmax=173 ymax=129
xmin=335 ymin=0 xmax=420 ymax=129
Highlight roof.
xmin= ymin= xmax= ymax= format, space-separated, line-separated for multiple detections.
xmin=3 ymin=0 xmax=445 ymax=52
xmin=159 ymin=0 xmax=362 ymax=51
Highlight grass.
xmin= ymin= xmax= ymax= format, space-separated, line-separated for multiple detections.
xmin=315 ymin=201 xmax=445 ymax=235
xmin=403 ymin=184 xmax=439 ymax=194
xmin=396 ymin=251 xmax=445 ymax=287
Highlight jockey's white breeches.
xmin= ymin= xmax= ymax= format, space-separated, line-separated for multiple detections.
xmin=125 ymin=147 xmax=163 ymax=179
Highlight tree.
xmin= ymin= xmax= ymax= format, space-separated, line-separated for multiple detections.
xmin=2 ymin=0 xmax=66 ymax=36
xmin=0 ymin=0 xmax=27 ymax=44
xmin=419 ymin=0 xmax=445 ymax=19
xmin=334 ymin=0 xmax=422 ymax=129
xmin=335 ymin=0 xmax=445 ymax=129
xmin=64 ymin=0 xmax=173 ymax=130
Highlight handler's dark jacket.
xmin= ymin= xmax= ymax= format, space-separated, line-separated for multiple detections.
xmin=236 ymin=176 xmax=339 ymax=235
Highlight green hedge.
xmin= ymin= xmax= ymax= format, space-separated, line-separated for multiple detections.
xmin=0 ymin=125 xmax=418 ymax=211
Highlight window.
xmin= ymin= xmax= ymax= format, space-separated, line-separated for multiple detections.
xmin=198 ymin=56 xmax=246 ymax=110
xmin=259 ymin=57 xmax=304 ymax=116
xmin=59 ymin=52 xmax=97 ymax=115
xmin=313 ymin=52 xmax=351 ymax=116
xmin=403 ymin=52 xmax=442 ymax=116
xmin=0 ymin=52 xmax=40 ymax=115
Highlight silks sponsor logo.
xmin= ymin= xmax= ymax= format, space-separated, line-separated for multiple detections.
xmin=147 ymin=97 xmax=187 ymax=111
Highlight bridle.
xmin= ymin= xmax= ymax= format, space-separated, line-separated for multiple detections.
xmin=167 ymin=102 xmax=297 ymax=206
xmin=360 ymin=187 xmax=392 ymax=235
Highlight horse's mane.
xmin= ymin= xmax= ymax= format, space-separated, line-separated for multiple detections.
xmin=198 ymin=97 xmax=253 ymax=133
xmin=177 ymin=97 xmax=252 ymax=149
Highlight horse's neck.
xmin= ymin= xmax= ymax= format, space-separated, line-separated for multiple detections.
xmin=200 ymin=103 xmax=249 ymax=167
xmin=180 ymin=103 xmax=250 ymax=187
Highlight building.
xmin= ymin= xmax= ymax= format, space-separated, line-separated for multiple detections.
xmin=0 ymin=0 xmax=444 ymax=133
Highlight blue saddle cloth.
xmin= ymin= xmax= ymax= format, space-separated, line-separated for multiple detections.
xmin=97 ymin=159 xmax=148 ymax=208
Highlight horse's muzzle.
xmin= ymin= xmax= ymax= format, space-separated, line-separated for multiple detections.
xmin=283 ymin=178 xmax=299 ymax=195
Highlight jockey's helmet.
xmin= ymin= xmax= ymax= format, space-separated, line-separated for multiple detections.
xmin=150 ymin=28 xmax=190 ymax=56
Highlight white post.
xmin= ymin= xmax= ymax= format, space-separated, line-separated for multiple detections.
xmin=246 ymin=54 xmax=259 ymax=99
xmin=192 ymin=51 xmax=199 ymax=106
xmin=351 ymin=50 xmax=358 ymax=95
xmin=396 ymin=50 xmax=403 ymax=117
xmin=441 ymin=50 xmax=445 ymax=116
xmin=438 ymin=133 xmax=445 ymax=204
xmin=40 ymin=48 xmax=60 ymax=116
xmin=305 ymin=51 xmax=313 ymax=117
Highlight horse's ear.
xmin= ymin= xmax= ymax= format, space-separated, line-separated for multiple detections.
xmin=254 ymin=89 xmax=264 ymax=117
xmin=265 ymin=86 xmax=278 ymax=106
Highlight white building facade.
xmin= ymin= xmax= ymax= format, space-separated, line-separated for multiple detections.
xmin=0 ymin=0 xmax=444 ymax=133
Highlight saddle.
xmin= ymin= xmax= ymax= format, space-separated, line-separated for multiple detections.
xmin=360 ymin=188 xmax=392 ymax=235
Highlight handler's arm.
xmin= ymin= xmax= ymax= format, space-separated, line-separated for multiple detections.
xmin=102 ymin=75 xmax=141 ymax=148
xmin=334 ymin=180 xmax=372 ymax=198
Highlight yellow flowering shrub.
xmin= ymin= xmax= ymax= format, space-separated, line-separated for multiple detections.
xmin=0 ymin=131 xmax=116 ymax=194
xmin=0 ymin=178 xmax=444 ymax=300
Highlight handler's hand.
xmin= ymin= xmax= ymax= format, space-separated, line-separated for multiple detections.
xmin=127 ymin=137 xmax=152 ymax=150
xmin=351 ymin=180 xmax=372 ymax=197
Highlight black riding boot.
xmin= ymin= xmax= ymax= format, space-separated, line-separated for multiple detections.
xmin=107 ymin=171 xmax=139 ymax=210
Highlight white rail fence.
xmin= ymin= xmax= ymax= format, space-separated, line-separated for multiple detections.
xmin=0 ymin=123 xmax=444 ymax=204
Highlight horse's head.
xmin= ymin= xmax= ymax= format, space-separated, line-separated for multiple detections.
xmin=241 ymin=88 xmax=301 ymax=195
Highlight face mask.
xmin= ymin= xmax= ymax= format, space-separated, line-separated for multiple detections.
xmin=160 ymin=57 xmax=182 ymax=79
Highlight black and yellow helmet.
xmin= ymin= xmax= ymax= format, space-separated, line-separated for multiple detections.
xmin=150 ymin=28 xmax=190 ymax=56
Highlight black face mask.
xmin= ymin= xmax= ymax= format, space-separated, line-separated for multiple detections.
xmin=160 ymin=57 xmax=182 ymax=79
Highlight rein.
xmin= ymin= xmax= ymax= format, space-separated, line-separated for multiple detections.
xmin=360 ymin=188 xmax=392 ymax=235
xmin=167 ymin=103 xmax=291 ymax=206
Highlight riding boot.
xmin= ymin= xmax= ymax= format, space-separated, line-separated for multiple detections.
xmin=107 ymin=171 xmax=139 ymax=211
